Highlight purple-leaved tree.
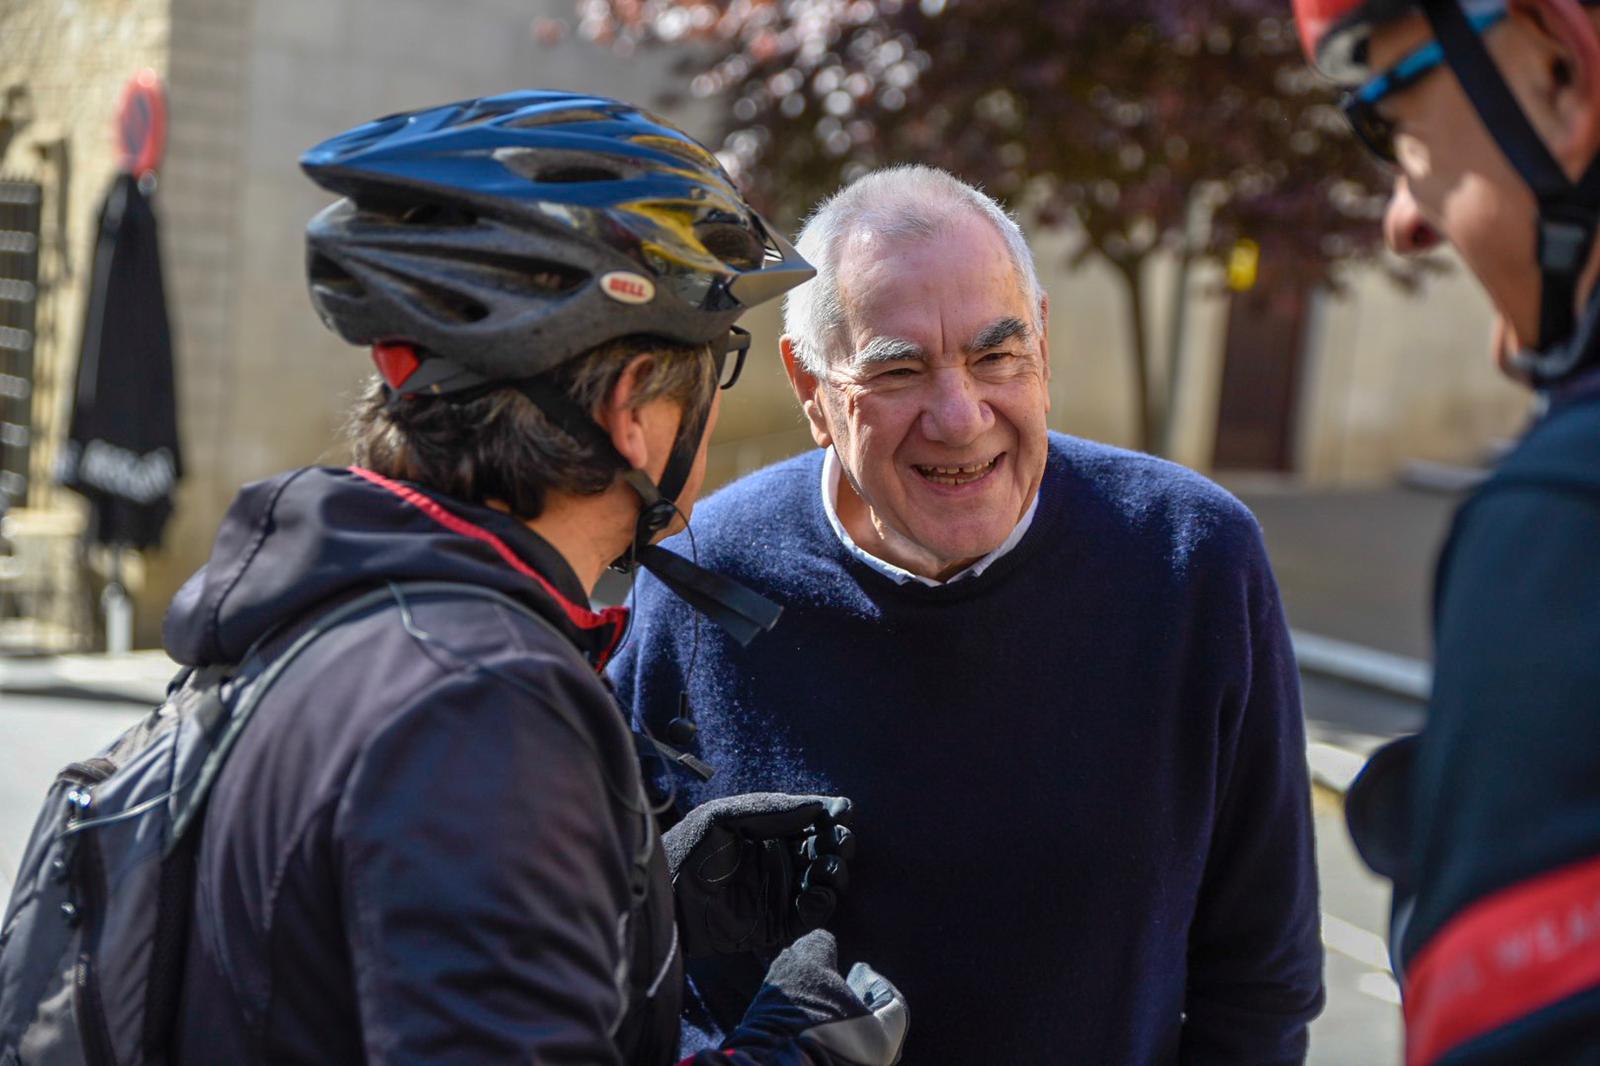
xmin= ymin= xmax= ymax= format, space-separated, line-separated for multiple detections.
xmin=571 ymin=0 xmax=1426 ymax=451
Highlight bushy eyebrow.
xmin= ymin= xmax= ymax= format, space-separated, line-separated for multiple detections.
xmin=852 ymin=335 xmax=926 ymax=367
xmin=846 ymin=317 xmax=1029 ymax=369
xmin=966 ymin=317 xmax=1031 ymax=353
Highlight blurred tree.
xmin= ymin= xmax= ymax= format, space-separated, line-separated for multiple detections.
xmin=575 ymin=0 xmax=1421 ymax=452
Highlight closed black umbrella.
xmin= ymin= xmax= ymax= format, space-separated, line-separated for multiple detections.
xmin=56 ymin=169 xmax=181 ymax=550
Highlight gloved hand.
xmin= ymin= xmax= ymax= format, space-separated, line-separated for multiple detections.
xmin=663 ymin=793 xmax=854 ymax=959
xmin=723 ymin=930 xmax=908 ymax=1065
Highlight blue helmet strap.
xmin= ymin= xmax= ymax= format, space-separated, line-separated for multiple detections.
xmin=1423 ymin=0 xmax=1600 ymax=382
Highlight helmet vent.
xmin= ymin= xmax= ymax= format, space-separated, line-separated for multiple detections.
xmin=502 ymin=107 xmax=617 ymax=129
xmin=411 ymin=283 xmax=490 ymax=324
xmin=400 ymin=202 xmax=478 ymax=228
xmin=452 ymin=102 xmax=520 ymax=128
xmin=637 ymin=135 xmax=719 ymax=171
xmin=351 ymin=197 xmax=478 ymax=229
xmin=308 ymin=252 xmax=363 ymax=296
xmin=362 ymin=260 xmax=491 ymax=325
xmin=696 ymin=223 xmax=765 ymax=270
xmin=451 ymin=250 xmax=588 ymax=296
xmin=537 ymin=165 xmax=622 ymax=185
xmin=493 ymin=146 xmax=629 ymax=185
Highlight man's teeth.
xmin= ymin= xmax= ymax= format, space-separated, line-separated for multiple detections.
xmin=916 ymin=458 xmax=997 ymax=484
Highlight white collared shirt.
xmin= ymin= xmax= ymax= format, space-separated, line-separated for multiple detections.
xmin=819 ymin=446 xmax=1039 ymax=587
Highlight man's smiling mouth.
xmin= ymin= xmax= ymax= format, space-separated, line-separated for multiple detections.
xmin=913 ymin=455 xmax=1000 ymax=486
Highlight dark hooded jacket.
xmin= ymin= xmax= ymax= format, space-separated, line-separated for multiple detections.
xmin=1346 ymin=369 xmax=1600 ymax=1064
xmin=168 ymin=465 xmax=684 ymax=1064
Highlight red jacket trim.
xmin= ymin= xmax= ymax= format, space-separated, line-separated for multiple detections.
xmin=1405 ymin=851 xmax=1600 ymax=1065
xmin=347 ymin=466 xmax=628 ymax=669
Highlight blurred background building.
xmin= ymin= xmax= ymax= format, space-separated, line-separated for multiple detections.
xmin=0 ymin=0 xmax=1528 ymax=649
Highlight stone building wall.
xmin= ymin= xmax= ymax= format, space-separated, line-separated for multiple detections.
xmin=137 ymin=0 xmax=253 ymax=645
xmin=0 ymin=0 xmax=172 ymax=645
xmin=0 ymin=0 xmax=171 ymax=510
xmin=1298 ymin=257 xmax=1531 ymax=483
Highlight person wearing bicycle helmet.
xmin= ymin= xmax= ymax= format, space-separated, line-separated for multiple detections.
xmin=165 ymin=91 xmax=906 ymax=1064
xmin=1294 ymin=2 xmax=1600 ymax=1061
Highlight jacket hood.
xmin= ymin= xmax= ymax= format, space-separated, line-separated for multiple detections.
xmin=163 ymin=466 xmax=627 ymax=669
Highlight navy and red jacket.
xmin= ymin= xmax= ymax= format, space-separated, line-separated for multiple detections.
xmin=166 ymin=465 xmax=842 ymax=1064
xmin=1349 ymin=372 xmax=1600 ymax=1065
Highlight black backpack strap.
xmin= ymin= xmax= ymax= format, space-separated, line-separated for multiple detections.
xmin=168 ymin=581 xmax=562 ymax=846
xmin=166 ymin=585 xmax=404 ymax=848
xmin=145 ymin=585 xmax=417 ymax=1059
xmin=143 ymin=580 xmax=560 ymax=1059
xmin=143 ymin=828 xmax=200 ymax=1056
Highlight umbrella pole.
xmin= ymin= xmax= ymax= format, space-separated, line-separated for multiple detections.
xmin=102 ymin=547 xmax=132 ymax=654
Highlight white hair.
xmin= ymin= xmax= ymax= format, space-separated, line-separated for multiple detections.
xmin=782 ymin=165 xmax=1044 ymax=375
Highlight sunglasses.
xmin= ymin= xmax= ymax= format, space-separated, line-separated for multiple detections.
xmin=714 ymin=325 xmax=752 ymax=390
xmin=1341 ymin=5 xmax=1507 ymax=164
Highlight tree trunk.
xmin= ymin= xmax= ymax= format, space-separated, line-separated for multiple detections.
xmin=1161 ymin=241 xmax=1195 ymax=458
xmin=1113 ymin=258 xmax=1160 ymax=453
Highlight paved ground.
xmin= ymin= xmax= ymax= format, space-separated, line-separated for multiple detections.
xmin=1309 ymin=785 xmax=1403 ymax=1065
xmin=1302 ymin=672 xmax=1424 ymax=754
xmin=1298 ymin=672 xmax=1421 ymax=1065
xmin=1237 ymin=485 xmax=1462 ymax=662
xmin=0 ymin=694 xmax=148 ymax=901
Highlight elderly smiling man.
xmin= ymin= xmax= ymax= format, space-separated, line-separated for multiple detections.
xmin=610 ymin=165 xmax=1324 ymax=1062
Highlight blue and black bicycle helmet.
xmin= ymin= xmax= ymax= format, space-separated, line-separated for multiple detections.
xmin=300 ymin=91 xmax=808 ymax=645
xmin=302 ymin=89 xmax=811 ymax=384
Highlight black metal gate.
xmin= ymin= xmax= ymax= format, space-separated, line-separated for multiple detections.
xmin=0 ymin=178 xmax=40 ymax=509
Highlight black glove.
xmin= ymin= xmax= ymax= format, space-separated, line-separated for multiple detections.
xmin=663 ymin=793 xmax=855 ymax=959
xmin=723 ymin=930 xmax=908 ymax=1065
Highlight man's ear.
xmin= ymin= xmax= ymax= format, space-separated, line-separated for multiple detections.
xmin=1036 ymin=292 xmax=1049 ymax=376
xmin=780 ymin=335 xmax=833 ymax=448
xmin=595 ymin=353 xmax=660 ymax=472
xmin=1038 ymin=292 xmax=1052 ymax=397
xmin=1512 ymin=0 xmax=1600 ymax=178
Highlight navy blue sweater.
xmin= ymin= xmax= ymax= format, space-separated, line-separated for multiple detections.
xmin=611 ymin=434 xmax=1324 ymax=1063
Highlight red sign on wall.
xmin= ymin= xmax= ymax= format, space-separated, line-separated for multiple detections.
xmin=116 ymin=69 xmax=167 ymax=178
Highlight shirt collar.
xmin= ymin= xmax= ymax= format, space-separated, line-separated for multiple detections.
xmin=819 ymin=446 xmax=1039 ymax=587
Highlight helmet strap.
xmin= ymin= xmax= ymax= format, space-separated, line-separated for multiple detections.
xmin=510 ymin=376 xmax=783 ymax=646
xmin=1512 ymin=273 xmax=1600 ymax=382
xmin=505 ymin=376 xmax=689 ymax=555
xmin=635 ymin=542 xmax=783 ymax=646
xmin=1422 ymin=0 xmax=1600 ymax=381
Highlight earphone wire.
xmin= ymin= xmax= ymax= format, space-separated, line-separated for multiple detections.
xmin=615 ymin=549 xmax=682 ymax=817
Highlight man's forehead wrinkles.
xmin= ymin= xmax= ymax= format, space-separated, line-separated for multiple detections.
xmin=966 ymin=317 xmax=1031 ymax=352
